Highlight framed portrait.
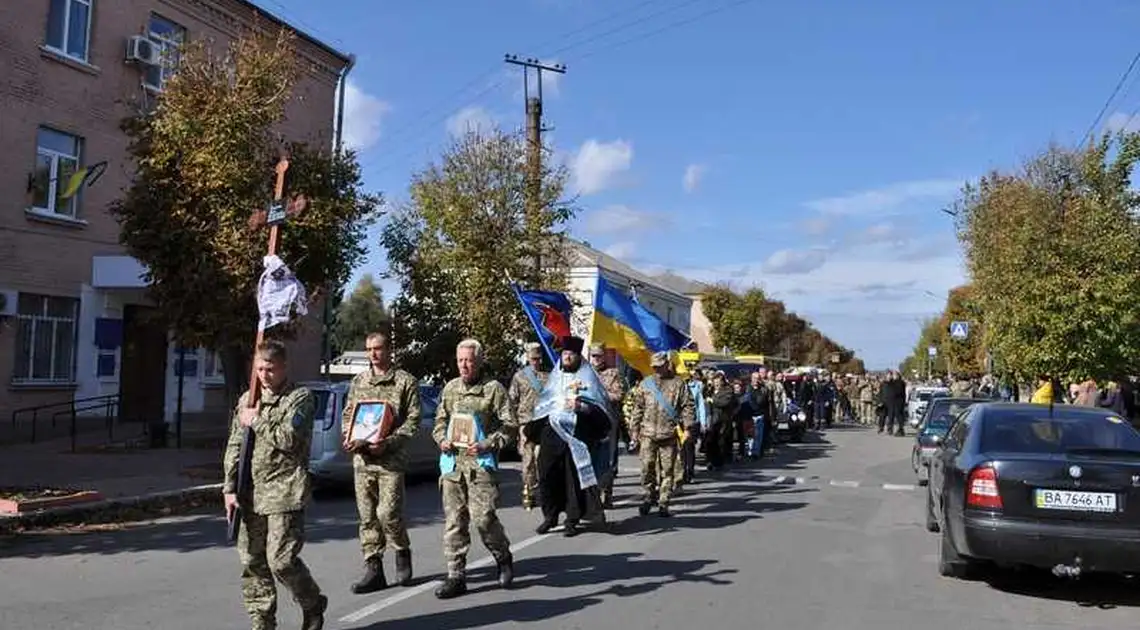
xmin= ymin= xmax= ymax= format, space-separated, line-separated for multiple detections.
xmin=447 ymin=412 xmax=479 ymax=449
xmin=348 ymin=400 xmax=395 ymax=444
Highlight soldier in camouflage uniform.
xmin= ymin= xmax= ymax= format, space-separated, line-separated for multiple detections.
xmin=507 ymin=343 xmax=548 ymax=511
xmin=223 ymin=340 xmax=326 ymax=630
xmin=431 ymin=339 xmax=518 ymax=600
xmin=589 ymin=343 xmax=627 ymax=508
xmin=344 ymin=331 xmax=422 ymax=594
xmin=627 ymin=351 xmax=696 ymax=517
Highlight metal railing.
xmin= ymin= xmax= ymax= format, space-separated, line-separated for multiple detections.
xmin=10 ymin=394 xmax=121 ymax=451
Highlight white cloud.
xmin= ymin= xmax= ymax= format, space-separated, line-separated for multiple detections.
xmin=664 ymin=241 xmax=966 ymax=369
xmin=804 ymin=179 xmax=965 ymax=217
xmin=446 ymin=106 xmax=497 ymax=137
xmin=602 ymin=241 xmax=637 ymax=260
xmin=682 ymin=163 xmax=706 ymax=193
xmin=570 ymin=139 xmax=633 ymax=195
xmin=761 ymin=248 xmax=830 ymax=275
xmin=1105 ymin=111 xmax=1140 ymax=133
xmin=340 ymin=81 xmax=390 ymax=153
xmin=582 ymin=205 xmax=670 ymax=235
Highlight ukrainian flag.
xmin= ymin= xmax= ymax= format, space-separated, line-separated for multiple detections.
xmin=589 ymin=276 xmax=690 ymax=374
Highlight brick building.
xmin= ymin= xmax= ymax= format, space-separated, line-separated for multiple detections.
xmin=0 ymin=0 xmax=351 ymax=433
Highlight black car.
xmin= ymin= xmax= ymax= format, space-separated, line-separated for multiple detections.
xmin=912 ymin=398 xmax=982 ymax=485
xmin=926 ymin=402 xmax=1140 ymax=579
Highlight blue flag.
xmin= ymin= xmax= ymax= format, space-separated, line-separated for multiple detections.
xmin=512 ymin=284 xmax=574 ymax=365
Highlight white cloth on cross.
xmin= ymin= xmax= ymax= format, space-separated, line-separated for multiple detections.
xmin=257 ymin=255 xmax=308 ymax=331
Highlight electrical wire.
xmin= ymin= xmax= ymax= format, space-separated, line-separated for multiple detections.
xmin=1080 ymin=50 xmax=1140 ymax=146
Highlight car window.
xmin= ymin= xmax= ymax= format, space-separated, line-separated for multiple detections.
xmin=946 ymin=409 xmax=973 ymax=447
xmin=981 ymin=410 xmax=1140 ymax=454
xmin=917 ymin=392 xmax=933 ymax=402
xmin=310 ymin=389 xmax=333 ymax=430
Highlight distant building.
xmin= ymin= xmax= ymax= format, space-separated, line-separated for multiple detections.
xmin=651 ymin=272 xmax=715 ymax=352
xmin=0 ymin=0 xmax=351 ymax=428
xmin=562 ymin=242 xmax=692 ymax=361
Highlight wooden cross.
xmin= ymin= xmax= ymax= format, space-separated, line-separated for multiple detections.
xmin=245 ymin=153 xmax=307 ymax=409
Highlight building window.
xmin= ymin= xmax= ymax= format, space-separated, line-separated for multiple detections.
xmin=31 ymin=127 xmax=83 ymax=217
xmin=45 ymin=0 xmax=93 ymax=62
xmin=143 ymin=14 xmax=185 ymax=91
xmin=14 ymin=294 xmax=79 ymax=384
xmin=202 ymin=350 xmax=224 ymax=381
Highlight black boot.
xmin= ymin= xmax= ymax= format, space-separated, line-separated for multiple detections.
xmin=497 ymin=553 xmax=514 ymax=588
xmin=350 ymin=557 xmax=387 ymax=594
xmin=434 ymin=576 xmax=467 ymax=599
xmin=535 ymin=515 xmax=557 ymax=535
xmin=394 ymin=549 xmax=413 ymax=587
xmin=658 ymin=505 xmax=671 ymax=518
xmin=563 ymin=521 xmax=580 ymax=538
xmin=301 ymin=594 xmax=327 ymax=630
xmin=638 ymin=502 xmax=652 ymax=516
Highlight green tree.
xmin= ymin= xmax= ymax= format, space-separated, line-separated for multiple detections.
xmin=700 ymin=285 xmax=787 ymax=354
xmin=900 ymin=317 xmax=949 ymax=377
xmin=111 ymin=30 xmax=381 ymax=403
xmin=382 ymin=128 xmax=575 ymax=380
xmin=940 ymin=285 xmax=986 ymax=375
xmin=954 ymin=135 xmax=1140 ymax=380
xmin=332 ymin=274 xmax=389 ymax=353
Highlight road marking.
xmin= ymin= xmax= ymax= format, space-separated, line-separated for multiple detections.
xmin=830 ymin=480 xmax=860 ymax=488
xmin=883 ymin=483 xmax=916 ymax=491
xmin=339 ymin=532 xmax=552 ymax=624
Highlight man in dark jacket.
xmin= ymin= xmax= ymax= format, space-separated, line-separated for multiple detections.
xmin=879 ymin=371 xmax=907 ymax=436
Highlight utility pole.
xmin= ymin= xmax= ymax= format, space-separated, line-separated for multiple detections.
xmin=504 ymin=54 xmax=566 ymax=282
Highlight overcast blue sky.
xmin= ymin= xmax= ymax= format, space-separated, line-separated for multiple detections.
xmin=253 ymin=0 xmax=1140 ymax=368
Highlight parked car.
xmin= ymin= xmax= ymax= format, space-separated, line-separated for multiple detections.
xmin=908 ymin=386 xmax=950 ymax=427
xmin=911 ymin=398 xmax=983 ymax=485
xmin=926 ymin=402 xmax=1140 ymax=579
xmin=307 ymin=381 xmax=443 ymax=487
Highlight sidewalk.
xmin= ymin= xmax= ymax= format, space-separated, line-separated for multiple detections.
xmin=0 ymin=418 xmax=230 ymax=531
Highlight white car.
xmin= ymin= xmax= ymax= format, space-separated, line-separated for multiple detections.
xmin=907 ymin=386 xmax=949 ymax=427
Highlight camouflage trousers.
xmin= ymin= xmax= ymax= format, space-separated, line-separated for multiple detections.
xmin=353 ymin=465 xmax=411 ymax=560
xmin=860 ymin=401 xmax=876 ymax=424
xmin=236 ymin=509 xmax=322 ymax=628
xmin=639 ymin=437 xmax=678 ymax=507
xmin=519 ymin=439 xmax=539 ymax=503
xmin=441 ymin=466 xmax=512 ymax=578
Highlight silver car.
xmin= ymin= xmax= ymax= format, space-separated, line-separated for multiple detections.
xmin=306 ymin=381 xmax=442 ymax=486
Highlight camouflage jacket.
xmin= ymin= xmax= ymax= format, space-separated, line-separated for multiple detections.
xmin=507 ymin=366 xmax=548 ymax=425
xmin=222 ymin=383 xmax=315 ymax=515
xmin=432 ymin=375 xmax=517 ymax=471
xmin=628 ymin=374 xmax=696 ymax=441
xmin=598 ymin=367 xmax=627 ymax=411
xmin=342 ymin=368 xmax=422 ymax=472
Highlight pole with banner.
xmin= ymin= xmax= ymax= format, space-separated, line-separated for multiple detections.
xmin=228 ymin=153 xmax=308 ymax=544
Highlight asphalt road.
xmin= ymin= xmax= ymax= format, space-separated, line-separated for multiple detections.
xmin=3 ymin=425 xmax=1140 ymax=630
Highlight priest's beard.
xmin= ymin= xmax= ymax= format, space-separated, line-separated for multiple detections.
xmin=563 ymin=356 xmax=581 ymax=372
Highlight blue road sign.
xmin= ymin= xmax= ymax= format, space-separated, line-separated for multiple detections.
xmin=949 ymin=321 xmax=969 ymax=340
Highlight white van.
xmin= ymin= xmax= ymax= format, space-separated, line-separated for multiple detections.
xmin=306 ymin=380 xmax=443 ymax=487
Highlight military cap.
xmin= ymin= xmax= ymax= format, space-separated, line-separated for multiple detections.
xmin=524 ymin=342 xmax=543 ymax=358
xmin=589 ymin=343 xmax=606 ymax=356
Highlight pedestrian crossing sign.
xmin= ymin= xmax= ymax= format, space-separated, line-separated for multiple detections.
xmin=949 ymin=321 xmax=969 ymax=340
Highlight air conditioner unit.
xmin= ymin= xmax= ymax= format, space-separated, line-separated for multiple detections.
xmin=126 ymin=35 xmax=161 ymax=66
xmin=0 ymin=289 xmax=17 ymax=317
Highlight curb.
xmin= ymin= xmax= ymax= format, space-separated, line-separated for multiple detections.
xmin=0 ymin=483 xmax=224 ymax=534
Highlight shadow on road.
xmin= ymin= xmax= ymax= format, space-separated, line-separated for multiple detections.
xmin=0 ymin=472 xmax=525 ymax=559
xmin=758 ymin=431 xmax=836 ymax=471
xmin=984 ymin=569 xmax=1140 ymax=609
xmin=358 ymin=552 xmax=736 ymax=630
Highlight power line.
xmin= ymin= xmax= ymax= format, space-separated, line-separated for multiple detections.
xmin=1080 ymin=50 xmax=1140 ymax=146
xmin=544 ymin=0 xmax=710 ymax=57
xmin=575 ymin=0 xmax=761 ymax=62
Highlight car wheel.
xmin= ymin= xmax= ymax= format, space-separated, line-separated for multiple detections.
xmin=938 ymin=526 xmax=972 ymax=578
xmin=911 ymin=449 xmax=919 ymax=474
xmin=925 ymin=488 xmax=939 ymax=533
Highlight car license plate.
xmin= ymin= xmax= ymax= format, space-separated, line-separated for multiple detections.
xmin=1034 ymin=489 xmax=1117 ymax=513
xmin=777 ymin=423 xmax=789 ymax=430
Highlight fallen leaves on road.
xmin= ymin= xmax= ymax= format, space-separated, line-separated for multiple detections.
xmin=0 ymin=486 xmax=82 ymax=501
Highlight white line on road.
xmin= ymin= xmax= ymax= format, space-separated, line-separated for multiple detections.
xmin=829 ymin=480 xmax=861 ymax=488
xmin=882 ymin=483 xmax=916 ymax=491
xmin=339 ymin=532 xmax=552 ymax=624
